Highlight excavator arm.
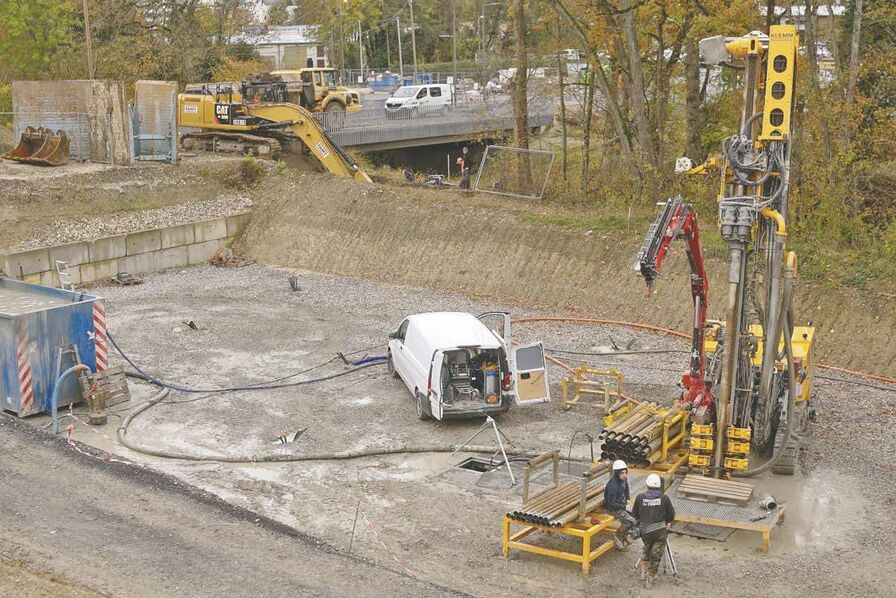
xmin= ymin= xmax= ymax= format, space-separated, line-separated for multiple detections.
xmin=635 ymin=196 xmax=714 ymax=421
xmin=247 ymin=103 xmax=371 ymax=182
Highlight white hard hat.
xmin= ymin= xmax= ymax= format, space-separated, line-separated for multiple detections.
xmin=612 ymin=459 xmax=627 ymax=471
xmin=646 ymin=473 xmax=662 ymax=488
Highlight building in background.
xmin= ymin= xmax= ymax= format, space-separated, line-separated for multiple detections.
xmin=235 ymin=25 xmax=329 ymax=70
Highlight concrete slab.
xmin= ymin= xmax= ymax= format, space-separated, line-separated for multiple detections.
xmin=226 ymin=213 xmax=252 ymax=237
xmin=126 ymin=229 xmax=162 ymax=256
xmin=119 ymin=252 xmax=158 ymax=275
xmin=3 ymin=248 xmax=51 ymax=276
xmin=187 ymin=240 xmax=223 ymax=265
xmin=80 ymin=258 xmax=119 ymax=283
xmin=49 ymin=241 xmax=91 ymax=267
xmin=161 ymin=223 xmax=196 ymax=249
xmin=89 ymin=235 xmax=127 ymax=262
xmin=157 ymin=246 xmax=189 ymax=270
xmin=193 ymin=218 xmax=228 ymax=243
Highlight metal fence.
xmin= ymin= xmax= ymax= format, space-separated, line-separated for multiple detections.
xmin=474 ymin=145 xmax=556 ymax=201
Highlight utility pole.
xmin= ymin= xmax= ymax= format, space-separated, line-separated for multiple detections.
xmin=82 ymin=0 xmax=95 ymax=79
xmin=409 ymin=0 xmax=419 ymax=81
xmin=452 ymin=0 xmax=457 ymax=103
xmin=338 ymin=1 xmax=346 ymax=83
xmin=358 ymin=20 xmax=364 ymax=81
xmin=397 ymin=16 xmax=404 ymax=78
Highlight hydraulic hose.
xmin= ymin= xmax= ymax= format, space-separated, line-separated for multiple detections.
xmin=117 ymin=373 xmax=549 ymax=464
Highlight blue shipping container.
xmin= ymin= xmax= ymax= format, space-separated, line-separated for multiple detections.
xmin=0 ymin=278 xmax=104 ymax=417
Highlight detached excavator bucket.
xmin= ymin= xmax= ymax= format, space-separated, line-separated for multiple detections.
xmin=2 ymin=126 xmax=70 ymax=166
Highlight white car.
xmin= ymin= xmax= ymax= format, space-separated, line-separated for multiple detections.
xmin=384 ymin=84 xmax=454 ymax=118
xmin=387 ymin=312 xmax=550 ymax=420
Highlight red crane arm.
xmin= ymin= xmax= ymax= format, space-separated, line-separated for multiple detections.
xmin=635 ymin=196 xmax=714 ymax=420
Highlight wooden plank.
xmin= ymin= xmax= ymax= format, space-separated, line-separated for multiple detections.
xmin=678 ymin=481 xmax=752 ymax=496
xmin=680 ymin=474 xmax=753 ymax=492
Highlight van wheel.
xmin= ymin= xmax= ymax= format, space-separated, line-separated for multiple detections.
xmin=415 ymin=391 xmax=429 ymax=420
xmin=387 ymin=351 xmax=399 ymax=378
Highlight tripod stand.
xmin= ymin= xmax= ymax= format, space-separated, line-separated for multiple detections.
xmin=632 ymin=537 xmax=681 ymax=584
xmin=451 ymin=415 xmax=516 ymax=485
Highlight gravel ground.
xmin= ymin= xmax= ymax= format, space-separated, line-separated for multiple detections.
xmin=6 ymin=194 xmax=253 ymax=251
xmin=29 ymin=263 xmax=895 ymax=597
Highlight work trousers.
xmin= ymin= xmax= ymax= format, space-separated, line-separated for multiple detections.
xmin=611 ymin=509 xmax=638 ymax=540
xmin=641 ymin=530 xmax=667 ymax=576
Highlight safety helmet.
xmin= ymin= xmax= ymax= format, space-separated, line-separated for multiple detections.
xmin=646 ymin=473 xmax=662 ymax=489
xmin=612 ymin=459 xmax=627 ymax=472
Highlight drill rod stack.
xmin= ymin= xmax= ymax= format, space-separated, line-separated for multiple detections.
xmin=599 ymin=403 xmax=687 ymax=468
xmin=507 ymin=462 xmax=610 ymax=527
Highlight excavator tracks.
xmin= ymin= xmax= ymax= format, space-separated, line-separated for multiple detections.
xmin=181 ymin=132 xmax=282 ymax=160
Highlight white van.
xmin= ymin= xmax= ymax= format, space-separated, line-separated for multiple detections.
xmin=387 ymin=312 xmax=550 ymax=420
xmin=384 ymin=84 xmax=454 ymax=117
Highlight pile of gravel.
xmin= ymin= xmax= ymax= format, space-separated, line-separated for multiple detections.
xmin=9 ymin=194 xmax=253 ymax=251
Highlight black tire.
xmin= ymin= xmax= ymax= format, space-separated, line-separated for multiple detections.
xmin=387 ymin=351 xmax=399 ymax=378
xmin=415 ymin=391 xmax=429 ymax=420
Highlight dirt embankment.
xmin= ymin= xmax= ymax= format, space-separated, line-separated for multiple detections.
xmin=238 ymin=172 xmax=895 ymax=374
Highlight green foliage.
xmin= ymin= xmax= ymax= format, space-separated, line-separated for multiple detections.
xmin=224 ymin=157 xmax=265 ymax=189
xmin=0 ymin=0 xmax=77 ymax=79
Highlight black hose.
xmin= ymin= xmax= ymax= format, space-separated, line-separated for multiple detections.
xmin=108 ymin=330 xmax=383 ymax=393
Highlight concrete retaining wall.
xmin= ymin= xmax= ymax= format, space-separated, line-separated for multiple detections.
xmin=1 ymin=213 xmax=251 ymax=286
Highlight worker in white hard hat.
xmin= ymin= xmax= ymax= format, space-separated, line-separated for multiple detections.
xmin=632 ymin=473 xmax=676 ymax=589
xmin=604 ymin=459 xmax=636 ymax=551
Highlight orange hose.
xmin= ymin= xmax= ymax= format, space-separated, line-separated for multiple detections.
xmin=513 ymin=316 xmax=896 ymax=386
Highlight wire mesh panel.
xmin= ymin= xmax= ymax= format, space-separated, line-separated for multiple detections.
xmin=134 ymin=80 xmax=177 ymax=163
xmin=474 ymin=145 xmax=555 ymax=201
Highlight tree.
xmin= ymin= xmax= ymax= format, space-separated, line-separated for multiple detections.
xmin=512 ymin=0 xmax=532 ymax=188
xmin=0 ymin=0 xmax=77 ymax=81
xmin=847 ymin=0 xmax=863 ymax=105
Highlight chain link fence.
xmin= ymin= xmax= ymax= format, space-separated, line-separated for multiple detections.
xmin=474 ymin=145 xmax=555 ymax=201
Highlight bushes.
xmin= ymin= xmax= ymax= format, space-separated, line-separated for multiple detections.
xmin=223 ymin=157 xmax=265 ymax=189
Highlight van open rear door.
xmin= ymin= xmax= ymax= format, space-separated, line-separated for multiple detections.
xmin=512 ymin=342 xmax=551 ymax=405
xmin=477 ymin=312 xmax=511 ymax=346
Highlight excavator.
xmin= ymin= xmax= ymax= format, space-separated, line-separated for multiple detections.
xmin=635 ymin=25 xmax=815 ymax=478
xmin=177 ymin=77 xmax=370 ymax=182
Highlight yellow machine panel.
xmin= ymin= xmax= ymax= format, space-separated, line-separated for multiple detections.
xmin=760 ymin=25 xmax=798 ymax=141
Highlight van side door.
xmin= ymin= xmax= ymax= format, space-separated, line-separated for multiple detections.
xmin=512 ymin=342 xmax=551 ymax=405
xmin=427 ymin=350 xmax=444 ymax=420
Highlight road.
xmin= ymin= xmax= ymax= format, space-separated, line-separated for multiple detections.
xmin=0 ymin=415 xmax=461 ymax=597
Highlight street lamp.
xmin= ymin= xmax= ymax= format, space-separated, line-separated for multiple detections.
xmin=438 ymin=32 xmax=458 ymax=105
xmin=479 ymin=2 xmax=501 ymax=61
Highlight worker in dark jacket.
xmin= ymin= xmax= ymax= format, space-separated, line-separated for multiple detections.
xmin=632 ymin=473 xmax=676 ymax=588
xmin=604 ymin=459 xmax=636 ymax=551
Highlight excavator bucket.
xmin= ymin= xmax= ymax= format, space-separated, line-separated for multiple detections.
xmin=2 ymin=126 xmax=71 ymax=166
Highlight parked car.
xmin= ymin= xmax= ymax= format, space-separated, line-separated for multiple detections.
xmin=387 ymin=312 xmax=550 ymax=420
xmin=384 ymin=84 xmax=454 ymax=118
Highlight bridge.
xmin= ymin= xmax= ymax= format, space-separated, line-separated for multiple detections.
xmin=316 ymin=96 xmax=556 ymax=151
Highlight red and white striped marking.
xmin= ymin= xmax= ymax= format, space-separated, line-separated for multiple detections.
xmin=16 ymin=325 xmax=35 ymax=417
xmin=93 ymin=299 xmax=107 ymax=372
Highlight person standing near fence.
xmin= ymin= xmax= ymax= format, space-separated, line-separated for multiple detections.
xmin=457 ymin=146 xmax=471 ymax=189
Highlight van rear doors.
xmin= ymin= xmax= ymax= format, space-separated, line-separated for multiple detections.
xmin=512 ymin=342 xmax=550 ymax=405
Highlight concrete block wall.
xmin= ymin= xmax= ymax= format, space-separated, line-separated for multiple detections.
xmin=1 ymin=213 xmax=251 ymax=287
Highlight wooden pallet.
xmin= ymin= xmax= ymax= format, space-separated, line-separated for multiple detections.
xmin=676 ymin=474 xmax=753 ymax=506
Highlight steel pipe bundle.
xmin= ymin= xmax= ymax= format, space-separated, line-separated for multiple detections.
xmin=599 ymin=404 xmax=685 ymax=467
xmin=507 ymin=482 xmax=606 ymax=527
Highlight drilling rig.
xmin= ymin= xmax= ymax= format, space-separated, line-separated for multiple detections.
xmin=636 ymin=25 xmax=816 ymax=478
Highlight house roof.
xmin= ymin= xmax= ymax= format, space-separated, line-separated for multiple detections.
xmin=235 ymin=25 xmax=320 ymax=46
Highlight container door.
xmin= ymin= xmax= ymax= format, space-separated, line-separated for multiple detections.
xmin=428 ymin=349 xmax=444 ymax=420
xmin=477 ymin=312 xmax=511 ymax=347
xmin=512 ymin=342 xmax=550 ymax=406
